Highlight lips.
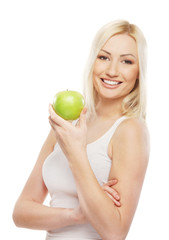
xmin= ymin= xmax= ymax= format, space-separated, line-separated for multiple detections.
xmin=101 ymin=78 xmax=122 ymax=86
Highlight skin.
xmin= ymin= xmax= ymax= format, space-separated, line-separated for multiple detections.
xmin=12 ymin=128 xmax=120 ymax=230
xmin=13 ymin=34 xmax=150 ymax=240
xmin=93 ymin=34 xmax=139 ymax=118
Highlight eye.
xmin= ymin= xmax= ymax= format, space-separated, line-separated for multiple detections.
xmin=98 ymin=55 xmax=110 ymax=61
xmin=122 ymin=60 xmax=133 ymax=64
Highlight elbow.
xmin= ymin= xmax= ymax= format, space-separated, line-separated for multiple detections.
xmin=102 ymin=224 xmax=129 ymax=240
xmin=104 ymin=231 xmax=127 ymax=240
xmin=108 ymin=233 xmax=127 ymax=240
xmin=12 ymin=210 xmax=21 ymax=228
xmin=103 ymin=232 xmax=126 ymax=240
xmin=12 ymin=207 xmax=21 ymax=228
xmin=12 ymin=202 xmax=26 ymax=228
xmin=12 ymin=214 xmax=21 ymax=228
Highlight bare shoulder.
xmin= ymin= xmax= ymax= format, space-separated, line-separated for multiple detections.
xmin=114 ymin=117 xmax=149 ymax=144
xmin=46 ymin=128 xmax=57 ymax=148
xmin=111 ymin=117 xmax=150 ymax=167
xmin=37 ymin=128 xmax=57 ymax=163
xmin=119 ymin=117 xmax=148 ymax=132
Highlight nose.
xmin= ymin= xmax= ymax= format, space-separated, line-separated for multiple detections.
xmin=105 ymin=61 xmax=119 ymax=77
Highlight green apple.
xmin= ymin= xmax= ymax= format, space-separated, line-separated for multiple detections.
xmin=53 ymin=90 xmax=85 ymax=120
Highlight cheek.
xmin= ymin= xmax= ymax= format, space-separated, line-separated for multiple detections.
xmin=92 ymin=62 xmax=102 ymax=88
xmin=123 ymin=67 xmax=139 ymax=83
xmin=93 ymin=73 xmax=99 ymax=90
xmin=93 ymin=60 xmax=107 ymax=76
xmin=93 ymin=62 xmax=100 ymax=76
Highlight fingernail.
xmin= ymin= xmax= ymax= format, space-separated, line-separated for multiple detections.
xmin=116 ymin=194 xmax=120 ymax=200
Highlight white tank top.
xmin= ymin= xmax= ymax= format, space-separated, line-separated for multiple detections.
xmin=42 ymin=116 xmax=127 ymax=240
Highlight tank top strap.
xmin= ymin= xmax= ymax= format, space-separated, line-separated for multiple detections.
xmin=104 ymin=116 xmax=128 ymax=144
xmin=72 ymin=116 xmax=127 ymax=133
xmin=72 ymin=116 xmax=127 ymax=146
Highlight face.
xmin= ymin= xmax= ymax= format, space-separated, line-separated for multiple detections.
xmin=93 ymin=34 xmax=139 ymax=102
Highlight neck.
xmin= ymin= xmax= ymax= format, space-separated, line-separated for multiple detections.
xmin=95 ymin=98 xmax=123 ymax=120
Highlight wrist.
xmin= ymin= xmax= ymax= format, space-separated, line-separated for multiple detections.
xmin=68 ymin=149 xmax=88 ymax=166
xmin=66 ymin=208 xmax=79 ymax=225
xmin=69 ymin=207 xmax=87 ymax=225
xmin=64 ymin=208 xmax=77 ymax=226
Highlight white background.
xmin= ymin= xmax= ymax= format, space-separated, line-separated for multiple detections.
xmin=0 ymin=0 xmax=169 ymax=239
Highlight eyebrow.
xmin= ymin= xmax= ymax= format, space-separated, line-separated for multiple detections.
xmin=100 ymin=49 xmax=136 ymax=59
xmin=120 ymin=54 xmax=136 ymax=59
xmin=100 ymin=49 xmax=111 ymax=55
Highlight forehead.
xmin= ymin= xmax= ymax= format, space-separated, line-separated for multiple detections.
xmin=102 ymin=34 xmax=138 ymax=56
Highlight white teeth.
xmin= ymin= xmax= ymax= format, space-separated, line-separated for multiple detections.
xmin=102 ymin=79 xmax=121 ymax=85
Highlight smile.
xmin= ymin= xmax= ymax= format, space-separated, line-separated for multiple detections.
xmin=101 ymin=78 xmax=122 ymax=86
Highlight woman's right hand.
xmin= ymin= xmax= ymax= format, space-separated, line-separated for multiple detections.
xmin=72 ymin=205 xmax=87 ymax=225
xmin=102 ymin=179 xmax=121 ymax=207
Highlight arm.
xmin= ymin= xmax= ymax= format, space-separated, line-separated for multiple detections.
xmin=70 ymin=118 xmax=149 ymax=240
xmin=49 ymin=106 xmax=150 ymax=239
xmin=13 ymin=124 xmax=121 ymax=231
xmin=12 ymin=129 xmax=79 ymax=230
xmin=108 ymin=118 xmax=150 ymax=230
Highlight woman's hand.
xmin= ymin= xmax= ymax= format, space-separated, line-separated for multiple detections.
xmin=102 ymin=179 xmax=121 ymax=207
xmin=48 ymin=104 xmax=87 ymax=160
xmin=72 ymin=205 xmax=87 ymax=225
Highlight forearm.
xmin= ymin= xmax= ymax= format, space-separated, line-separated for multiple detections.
xmin=69 ymin=153 xmax=125 ymax=240
xmin=13 ymin=199 xmax=76 ymax=231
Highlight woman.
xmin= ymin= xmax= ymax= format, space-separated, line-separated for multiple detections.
xmin=13 ymin=20 xmax=150 ymax=240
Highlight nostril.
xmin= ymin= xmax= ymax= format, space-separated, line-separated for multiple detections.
xmin=106 ymin=72 xmax=119 ymax=78
xmin=106 ymin=66 xmax=119 ymax=77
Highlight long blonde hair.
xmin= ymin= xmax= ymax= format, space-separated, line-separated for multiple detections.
xmin=83 ymin=20 xmax=147 ymax=120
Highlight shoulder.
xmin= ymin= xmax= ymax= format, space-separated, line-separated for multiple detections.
xmin=47 ymin=128 xmax=57 ymax=149
xmin=40 ymin=128 xmax=57 ymax=155
xmin=112 ymin=117 xmax=150 ymax=163
xmin=115 ymin=117 xmax=149 ymax=142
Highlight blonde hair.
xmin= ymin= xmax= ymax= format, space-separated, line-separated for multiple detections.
xmin=83 ymin=20 xmax=147 ymax=120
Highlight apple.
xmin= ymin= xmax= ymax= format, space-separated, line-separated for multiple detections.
xmin=53 ymin=90 xmax=85 ymax=120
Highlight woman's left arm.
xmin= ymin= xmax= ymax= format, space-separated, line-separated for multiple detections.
xmin=49 ymin=105 xmax=150 ymax=240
